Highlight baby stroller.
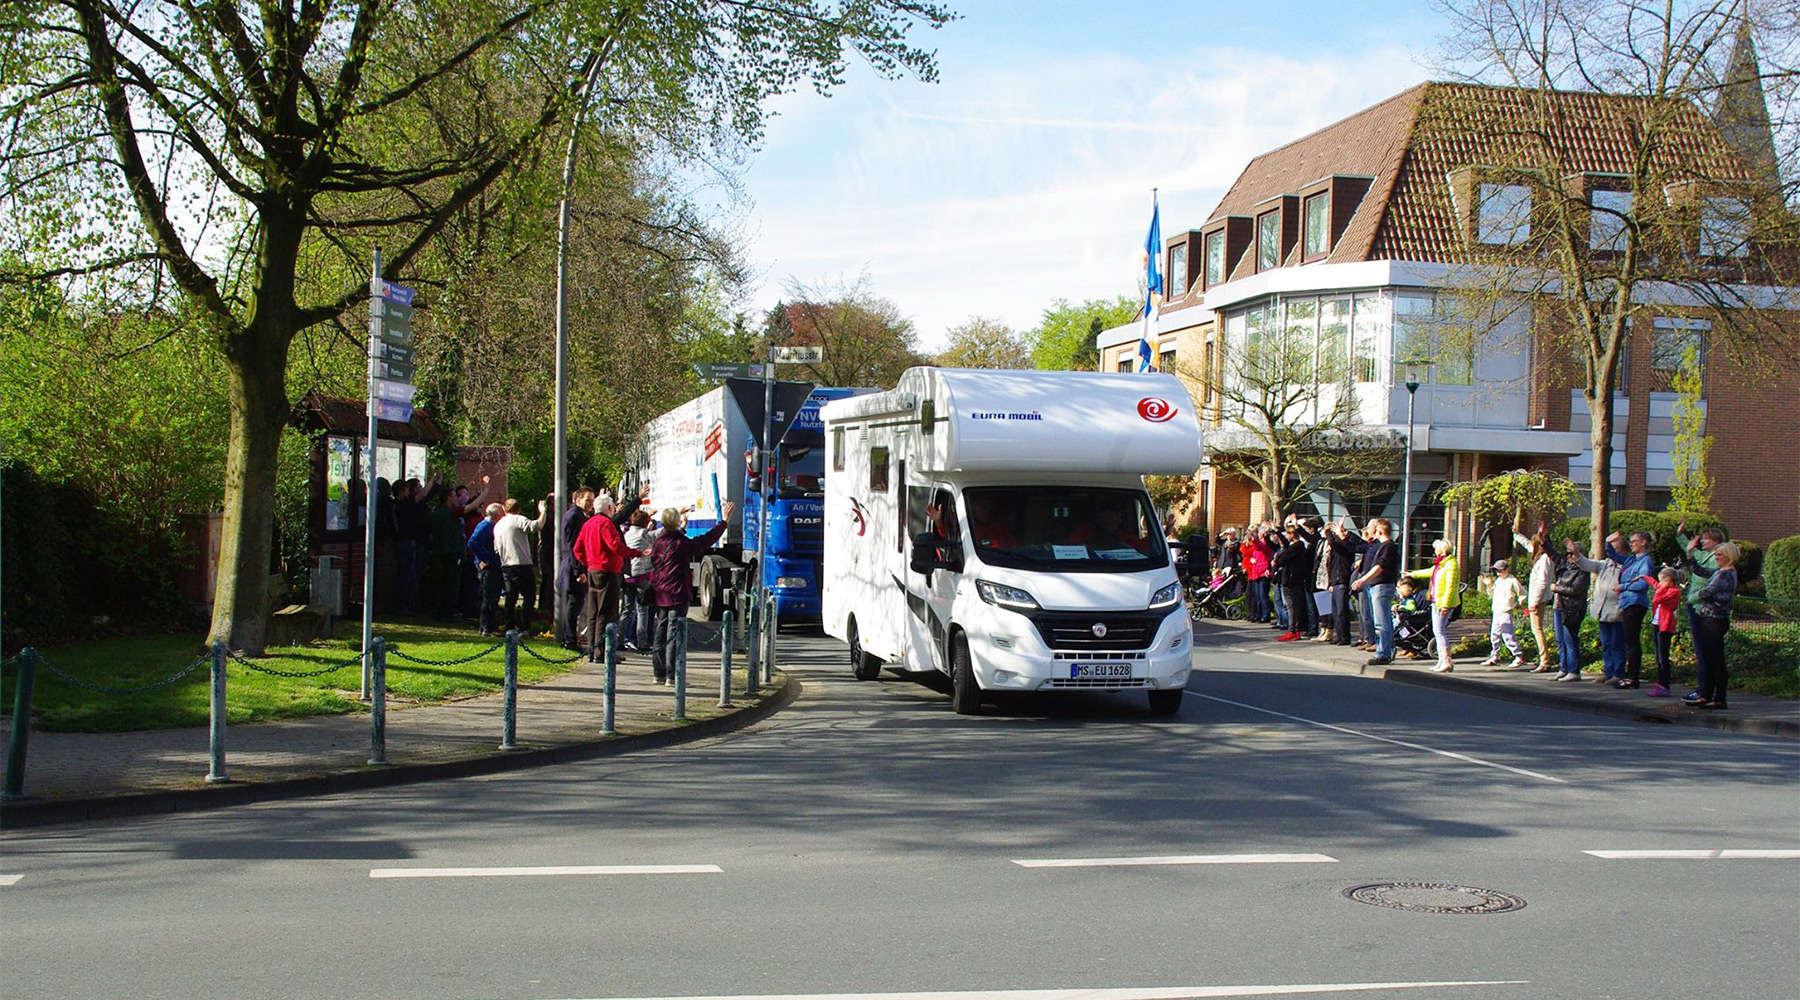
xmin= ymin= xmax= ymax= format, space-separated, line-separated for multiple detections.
xmin=1188 ymin=566 xmax=1246 ymax=621
xmin=1393 ymin=597 xmax=1437 ymax=658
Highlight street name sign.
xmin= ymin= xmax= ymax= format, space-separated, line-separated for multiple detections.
xmin=770 ymin=345 xmax=823 ymax=364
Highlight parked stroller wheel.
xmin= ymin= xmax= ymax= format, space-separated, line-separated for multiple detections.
xmin=1225 ymin=602 xmax=1245 ymax=621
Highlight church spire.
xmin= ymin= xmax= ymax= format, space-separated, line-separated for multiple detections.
xmin=1713 ymin=7 xmax=1781 ymax=189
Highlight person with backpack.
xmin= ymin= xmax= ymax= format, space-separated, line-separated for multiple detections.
xmin=1549 ymin=545 xmax=1591 ymax=681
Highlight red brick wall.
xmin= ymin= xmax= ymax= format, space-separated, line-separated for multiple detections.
xmin=1703 ymin=339 xmax=1800 ymax=544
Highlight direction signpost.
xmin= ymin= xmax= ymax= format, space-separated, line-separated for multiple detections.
xmin=690 ymin=362 xmax=767 ymax=381
xmin=362 ymin=251 xmax=416 ymax=699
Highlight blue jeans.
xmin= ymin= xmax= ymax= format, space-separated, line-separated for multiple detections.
xmin=1556 ymin=614 xmax=1583 ymax=674
xmin=1274 ymin=586 xmax=1290 ymax=628
xmin=1596 ymin=620 xmax=1626 ymax=678
xmin=1250 ymin=579 xmax=1269 ymax=621
xmin=1369 ymin=583 xmax=1396 ymax=660
xmin=1359 ymin=588 xmax=1374 ymax=644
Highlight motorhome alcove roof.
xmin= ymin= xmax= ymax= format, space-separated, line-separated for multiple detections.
xmin=822 ymin=367 xmax=1203 ymax=476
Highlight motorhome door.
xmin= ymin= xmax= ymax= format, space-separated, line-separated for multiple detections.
xmin=904 ymin=483 xmax=961 ymax=674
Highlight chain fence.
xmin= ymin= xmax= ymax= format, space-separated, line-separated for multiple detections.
xmin=228 ymin=649 xmax=366 ymax=679
xmin=35 ymin=652 xmax=210 ymax=696
xmin=385 ymin=641 xmax=506 ymax=667
xmin=519 ymin=642 xmax=585 ymax=665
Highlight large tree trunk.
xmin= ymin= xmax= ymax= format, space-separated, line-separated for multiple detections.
xmin=1586 ymin=388 xmax=1615 ymax=558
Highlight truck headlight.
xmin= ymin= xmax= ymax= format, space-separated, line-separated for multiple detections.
xmin=975 ymin=580 xmax=1040 ymax=612
xmin=775 ymin=576 xmax=807 ymax=588
xmin=1149 ymin=581 xmax=1182 ymax=610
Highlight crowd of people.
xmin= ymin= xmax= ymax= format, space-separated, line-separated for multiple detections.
xmin=1185 ymin=515 xmax=1742 ymax=708
xmin=363 ymin=476 xmax=734 ymax=686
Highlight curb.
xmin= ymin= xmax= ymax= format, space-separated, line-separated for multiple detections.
xmin=1200 ymin=631 xmax=1797 ymax=739
xmin=0 ymin=674 xmax=800 ymax=831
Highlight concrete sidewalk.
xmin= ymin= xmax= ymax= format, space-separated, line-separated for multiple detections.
xmin=0 ymin=623 xmax=794 ymax=829
xmin=1195 ymin=616 xmax=1799 ymax=738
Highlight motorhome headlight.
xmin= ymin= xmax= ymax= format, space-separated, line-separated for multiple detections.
xmin=1149 ymin=581 xmax=1182 ymax=610
xmin=975 ymin=580 xmax=1040 ymax=612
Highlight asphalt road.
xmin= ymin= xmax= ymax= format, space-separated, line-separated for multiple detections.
xmin=4 ymin=630 xmax=1797 ymax=1000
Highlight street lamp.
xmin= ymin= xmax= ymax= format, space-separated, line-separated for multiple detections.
xmin=1399 ymin=360 xmax=1425 ymax=571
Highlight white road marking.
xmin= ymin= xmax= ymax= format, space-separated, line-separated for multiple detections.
xmin=1195 ymin=693 xmax=1567 ymax=784
xmin=0 ymin=875 xmax=22 ymax=886
xmin=1584 ymin=849 xmax=1800 ymax=860
xmin=1012 ymin=853 xmax=1338 ymax=868
xmin=556 ymin=983 xmax=1528 ymax=1000
xmin=369 ymin=864 xmax=722 ymax=879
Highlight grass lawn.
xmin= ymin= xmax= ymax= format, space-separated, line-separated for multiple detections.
xmin=2 ymin=620 xmax=583 ymax=733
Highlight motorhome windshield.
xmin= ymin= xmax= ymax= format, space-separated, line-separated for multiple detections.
xmin=962 ymin=486 xmax=1168 ymax=572
xmin=779 ymin=443 xmax=824 ymax=497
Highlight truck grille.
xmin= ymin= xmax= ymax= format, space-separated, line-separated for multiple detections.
xmin=789 ymin=522 xmax=824 ymax=552
xmin=1028 ymin=611 xmax=1168 ymax=651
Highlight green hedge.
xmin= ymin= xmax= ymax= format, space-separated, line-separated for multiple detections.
xmin=1767 ymin=535 xmax=1800 ymax=618
xmin=1553 ymin=510 xmax=1729 ymax=573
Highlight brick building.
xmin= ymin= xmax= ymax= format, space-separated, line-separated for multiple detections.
xmin=1101 ymin=35 xmax=1798 ymax=563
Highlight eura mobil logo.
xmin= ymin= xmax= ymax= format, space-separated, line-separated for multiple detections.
xmin=1137 ymin=397 xmax=1178 ymax=423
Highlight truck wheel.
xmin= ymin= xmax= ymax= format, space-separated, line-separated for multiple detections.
xmin=698 ymin=563 xmax=722 ymax=621
xmin=950 ymin=635 xmax=981 ymax=715
xmin=848 ymin=619 xmax=881 ymax=681
xmin=1148 ymin=688 xmax=1184 ymax=716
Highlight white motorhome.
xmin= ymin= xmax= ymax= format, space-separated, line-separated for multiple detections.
xmin=821 ymin=367 xmax=1204 ymax=715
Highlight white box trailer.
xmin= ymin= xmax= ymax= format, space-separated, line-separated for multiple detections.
xmin=821 ymin=367 xmax=1204 ymax=715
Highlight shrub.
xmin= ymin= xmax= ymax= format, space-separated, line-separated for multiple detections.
xmin=1735 ymin=539 xmax=1764 ymax=583
xmin=1553 ymin=510 xmax=1726 ymax=569
xmin=1766 ymin=535 xmax=1800 ymax=619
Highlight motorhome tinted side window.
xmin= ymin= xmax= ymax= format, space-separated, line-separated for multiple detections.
xmin=869 ymin=446 xmax=889 ymax=492
xmin=832 ymin=428 xmax=844 ymax=470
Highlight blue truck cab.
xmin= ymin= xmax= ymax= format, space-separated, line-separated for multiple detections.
xmin=736 ymin=387 xmax=859 ymax=619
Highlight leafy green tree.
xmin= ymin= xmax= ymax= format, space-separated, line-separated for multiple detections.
xmin=935 ymin=316 xmax=1031 ymax=369
xmin=0 ymin=0 xmax=952 ymax=652
xmin=1669 ymin=342 xmax=1714 ymax=515
xmin=767 ymin=278 xmax=926 ymax=388
xmin=1028 ymin=295 xmax=1139 ymax=371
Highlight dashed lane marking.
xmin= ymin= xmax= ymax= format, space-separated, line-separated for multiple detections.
xmin=549 ymin=983 xmax=1529 ymax=1000
xmin=1012 ymin=853 xmax=1338 ymax=868
xmin=0 ymin=875 xmax=21 ymax=886
xmin=1194 ymin=692 xmax=1567 ymax=784
xmin=1583 ymin=849 xmax=1800 ymax=860
xmin=369 ymin=864 xmax=722 ymax=879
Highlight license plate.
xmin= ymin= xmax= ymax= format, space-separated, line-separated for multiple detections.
xmin=1071 ymin=663 xmax=1133 ymax=680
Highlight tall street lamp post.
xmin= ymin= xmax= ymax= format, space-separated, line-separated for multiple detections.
xmin=1400 ymin=362 xmax=1424 ymax=571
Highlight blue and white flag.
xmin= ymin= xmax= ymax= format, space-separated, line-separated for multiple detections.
xmin=1137 ymin=192 xmax=1162 ymax=372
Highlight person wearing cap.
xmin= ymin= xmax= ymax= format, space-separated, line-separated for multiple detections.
xmin=1481 ymin=559 xmax=1526 ymax=668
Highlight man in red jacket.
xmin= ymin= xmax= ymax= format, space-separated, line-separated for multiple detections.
xmin=572 ymin=497 xmax=643 ymax=653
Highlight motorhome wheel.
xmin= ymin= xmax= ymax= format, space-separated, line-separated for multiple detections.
xmin=1148 ymin=689 xmax=1184 ymax=716
xmin=848 ymin=619 xmax=881 ymax=681
xmin=950 ymin=635 xmax=981 ymax=715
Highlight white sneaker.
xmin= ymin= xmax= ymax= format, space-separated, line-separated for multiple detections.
xmin=1509 ymin=657 xmax=1526 ymax=668
xmin=1478 ymin=657 xmax=1499 ymax=666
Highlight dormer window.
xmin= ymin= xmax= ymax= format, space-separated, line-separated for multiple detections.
xmin=1203 ymin=230 xmax=1225 ymax=288
xmin=1257 ymin=210 xmax=1281 ymax=271
xmin=1589 ymin=189 xmax=1632 ymax=252
xmin=1477 ymin=183 xmax=1532 ymax=244
xmin=1168 ymin=242 xmax=1188 ymax=298
xmin=1700 ymin=197 xmax=1751 ymax=257
xmin=1302 ymin=192 xmax=1330 ymax=259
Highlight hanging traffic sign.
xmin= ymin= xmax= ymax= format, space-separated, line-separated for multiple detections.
xmin=375 ymin=340 xmax=414 ymax=364
xmin=373 ymin=398 xmax=414 ymax=422
xmin=372 ymin=358 xmax=416 ymax=382
xmin=372 ymin=377 xmax=416 ymax=403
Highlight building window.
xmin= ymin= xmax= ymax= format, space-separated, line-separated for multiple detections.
xmin=1202 ymin=340 xmax=1217 ymax=407
xmin=1651 ymin=318 xmax=1709 ymax=393
xmin=1256 ymin=210 xmax=1281 ymax=271
xmin=1159 ymin=348 xmax=1177 ymax=373
xmin=1477 ymin=183 xmax=1531 ymax=245
xmin=832 ymin=428 xmax=844 ymax=471
xmin=1392 ymin=292 xmax=1435 ymax=375
xmin=1351 ymin=292 xmax=1384 ymax=383
xmin=1590 ymin=189 xmax=1632 ymax=252
xmin=1700 ymin=197 xmax=1751 ymax=257
xmin=1283 ymin=297 xmax=1317 ymax=367
xmin=1204 ymin=231 xmax=1225 ymax=287
xmin=1167 ymin=243 xmax=1188 ymax=298
xmin=1303 ymin=193 xmax=1330 ymax=258
xmin=1116 ymin=356 xmax=1133 ymax=373
xmin=1319 ymin=296 xmax=1351 ymax=377
xmin=1643 ymin=488 xmax=1673 ymax=513
xmin=869 ymin=446 xmax=889 ymax=492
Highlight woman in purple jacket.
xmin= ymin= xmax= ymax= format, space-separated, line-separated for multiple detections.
xmin=648 ymin=503 xmax=735 ymax=685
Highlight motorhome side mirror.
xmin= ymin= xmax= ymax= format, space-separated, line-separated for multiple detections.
xmin=910 ymin=532 xmax=944 ymax=574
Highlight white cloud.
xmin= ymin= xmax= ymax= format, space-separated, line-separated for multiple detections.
xmin=738 ymin=42 xmax=1431 ymax=352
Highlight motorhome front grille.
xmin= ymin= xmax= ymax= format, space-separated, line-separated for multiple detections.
xmin=1045 ymin=677 xmax=1153 ymax=689
xmin=1029 ymin=611 xmax=1166 ymax=651
xmin=1052 ymin=651 xmax=1147 ymax=661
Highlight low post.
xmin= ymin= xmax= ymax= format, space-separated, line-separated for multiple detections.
xmin=718 ymin=610 xmax=734 ymax=708
xmin=206 ymin=641 xmax=229 ymax=784
xmin=764 ymin=593 xmax=779 ymax=685
xmin=745 ymin=594 xmax=761 ymax=696
xmin=2 ymin=648 xmax=37 ymax=800
xmin=674 ymin=617 xmax=688 ymax=722
xmin=500 ymin=630 xmax=520 ymax=751
xmin=369 ymin=637 xmax=389 ymax=766
xmin=601 ymin=623 xmax=618 ymax=736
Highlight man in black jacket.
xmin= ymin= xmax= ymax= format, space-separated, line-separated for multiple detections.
xmin=1325 ymin=520 xmax=1359 ymax=646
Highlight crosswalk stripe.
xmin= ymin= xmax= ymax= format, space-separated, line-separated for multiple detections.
xmin=553 ymin=982 xmax=1529 ymax=1000
xmin=1583 ymin=849 xmax=1800 ymax=860
xmin=0 ymin=874 xmax=22 ymax=886
xmin=1012 ymin=853 xmax=1339 ymax=868
xmin=369 ymin=864 xmax=722 ymax=879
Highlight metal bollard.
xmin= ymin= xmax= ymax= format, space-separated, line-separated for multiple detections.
xmin=601 ymin=623 xmax=618 ymax=736
xmin=500 ymin=630 xmax=519 ymax=751
xmin=764 ymin=593 xmax=779 ymax=685
xmin=674 ymin=617 xmax=688 ymax=722
xmin=2 ymin=648 xmax=38 ymax=800
xmin=206 ymin=641 xmax=229 ymax=783
xmin=745 ymin=595 xmax=761 ymax=696
xmin=369 ymin=637 xmax=389 ymax=766
xmin=719 ymin=610 xmax=734 ymax=708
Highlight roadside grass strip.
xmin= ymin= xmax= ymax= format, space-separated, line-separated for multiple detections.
xmin=1194 ymin=693 xmax=1566 ymax=784
xmin=369 ymin=864 xmax=723 ymax=879
xmin=1012 ymin=854 xmax=1338 ymax=868
xmin=0 ymin=875 xmax=22 ymax=886
xmin=555 ymin=983 xmax=1530 ymax=1000
xmin=1583 ymin=849 xmax=1800 ymax=860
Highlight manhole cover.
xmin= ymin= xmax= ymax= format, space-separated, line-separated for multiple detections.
xmin=1341 ymin=881 xmax=1527 ymax=914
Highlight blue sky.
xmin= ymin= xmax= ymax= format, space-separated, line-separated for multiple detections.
xmin=732 ymin=1 xmax=1455 ymax=350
